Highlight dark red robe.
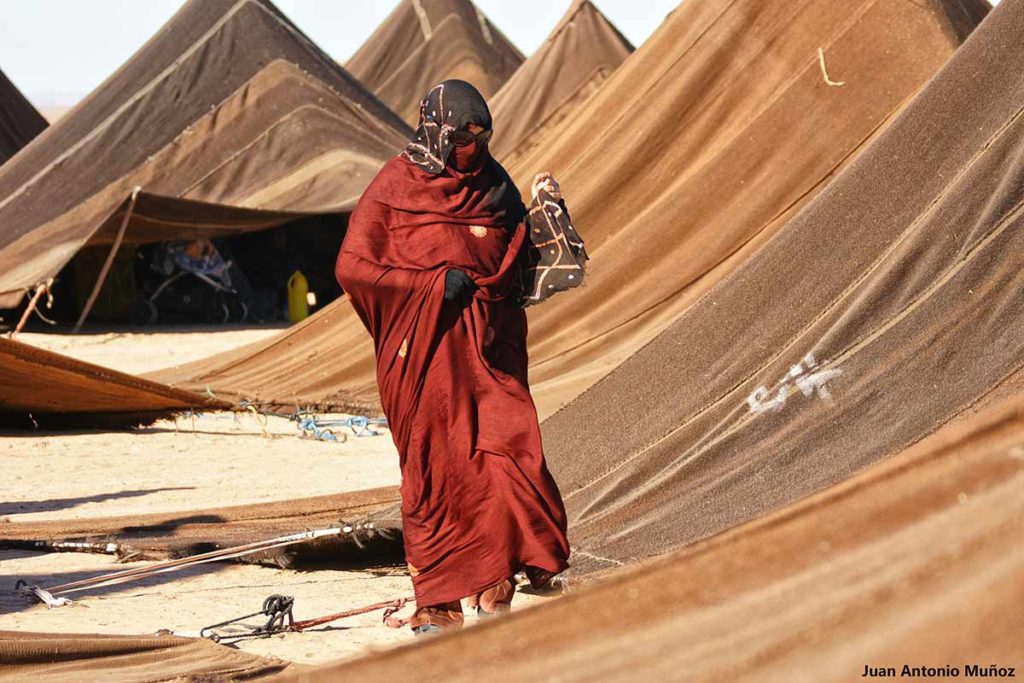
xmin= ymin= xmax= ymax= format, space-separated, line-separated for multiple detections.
xmin=335 ymin=156 xmax=570 ymax=606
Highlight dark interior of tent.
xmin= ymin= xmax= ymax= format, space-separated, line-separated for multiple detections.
xmin=2 ymin=210 xmax=349 ymax=330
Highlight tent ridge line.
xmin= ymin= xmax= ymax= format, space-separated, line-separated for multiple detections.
xmin=0 ymin=0 xmax=397 ymax=222
xmin=411 ymin=0 xmax=433 ymax=41
xmin=0 ymin=0 xmax=253 ymax=217
xmin=176 ymin=101 xmax=391 ymax=201
xmin=367 ymin=13 xmax=503 ymax=96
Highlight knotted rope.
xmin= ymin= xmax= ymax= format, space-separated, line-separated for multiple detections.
xmin=15 ymin=522 xmax=382 ymax=606
xmin=200 ymin=594 xmax=413 ymax=643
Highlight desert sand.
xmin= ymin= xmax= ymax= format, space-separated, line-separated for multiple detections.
xmin=15 ymin=325 xmax=284 ymax=375
xmin=0 ymin=327 xmax=557 ymax=666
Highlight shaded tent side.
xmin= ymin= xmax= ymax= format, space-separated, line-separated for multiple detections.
xmin=0 ymin=0 xmax=410 ymax=312
xmin=0 ymin=68 xmax=47 ymax=164
xmin=152 ymin=0 xmax=985 ymax=420
xmin=347 ymin=0 xmax=523 ymax=125
xmin=488 ymin=0 xmax=633 ymax=164
xmin=0 ymin=630 xmax=288 ymax=681
xmin=537 ymin=0 xmax=1021 ymax=573
xmin=0 ymin=337 xmax=229 ymax=429
xmin=288 ymin=389 xmax=1024 ymax=682
xmin=0 ymin=487 xmax=402 ymax=566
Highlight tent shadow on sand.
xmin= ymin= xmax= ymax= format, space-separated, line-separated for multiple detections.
xmin=0 ymin=488 xmax=196 ymax=517
xmin=0 ymin=553 xmax=229 ymax=617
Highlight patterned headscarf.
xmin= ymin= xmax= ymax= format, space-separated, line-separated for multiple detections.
xmin=402 ymin=80 xmax=493 ymax=175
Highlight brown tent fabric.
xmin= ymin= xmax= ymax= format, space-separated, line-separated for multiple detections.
xmin=501 ymin=0 xmax=989 ymax=417
xmin=346 ymin=0 xmax=524 ymax=126
xmin=0 ymin=0 xmax=410 ymax=309
xmin=152 ymin=0 xmax=1012 ymax=583
xmin=85 ymin=192 xmax=317 ymax=246
xmin=536 ymin=0 xmax=1023 ymax=575
xmin=154 ymin=0 xmax=983 ymax=419
xmin=0 ymin=487 xmax=401 ymax=566
xmin=0 ymin=630 xmax=289 ymax=682
xmin=0 ymin=68 xmax=47 ymax=165
xmin=151 ymin=304 xmax=384 ymax=414
xmin=487 ymin=0 xmax=633 ymax=165
xmin=285 ymin=389 xmax=1024 ymax=683
xmin=0 ymin=337 xmax=227 ymax=429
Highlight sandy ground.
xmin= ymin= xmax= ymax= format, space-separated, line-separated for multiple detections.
xmin=16 ymin=324 xmax=284 ymax=375
xmin=0 ymin=412 xmax=400 ymax=522
xmin=0 ymin=550 xmax=556 ymax=666
xmin=1 ymin=329 xmax=560 ymax=667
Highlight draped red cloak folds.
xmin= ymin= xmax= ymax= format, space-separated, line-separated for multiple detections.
xmin=335 ymin=156 xmax=569 ymax=606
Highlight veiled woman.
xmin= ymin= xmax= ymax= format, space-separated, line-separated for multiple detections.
xmin=335 ymin=80 xmax=570 ymax=634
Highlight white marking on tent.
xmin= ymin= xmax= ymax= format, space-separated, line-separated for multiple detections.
xmin=475 ymin=6 xmax=494 ymax=46
xmin=411 ymin=0 xmax=432 ymax=41
xmin=747 ymin=353 xmax=841 ymax=414
xmin=817 ymin=47 xmax=846 ymax=87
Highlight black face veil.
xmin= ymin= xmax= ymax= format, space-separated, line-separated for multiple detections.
xmin=403 ymin=80 xmax=493 ymax=175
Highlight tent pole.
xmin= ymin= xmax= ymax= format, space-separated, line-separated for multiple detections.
xmin=72 ymin=186 xmax=141 ymax=334
xmin=9 ymin=278 xmax=54 ymax=338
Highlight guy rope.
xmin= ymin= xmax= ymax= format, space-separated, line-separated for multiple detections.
xmin=14 ymin=522 xmax=380 ymax=607
xmin=200 ymin=594 xmax=413 ymax=643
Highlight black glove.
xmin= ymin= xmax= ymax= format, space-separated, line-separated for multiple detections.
xmin=444 ymin=269 xmax=477 ymax=304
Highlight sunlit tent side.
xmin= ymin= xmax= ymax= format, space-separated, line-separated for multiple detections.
xmin=289 ymin=390 xmax=1024 ymax=682
xmin=537 ymin=0 xmax=1022 ymax=574
xmin=153 ymin=0 xmax=986 ymax=419
xmin=0 ymin=68 xmax=47 ymax=165
xmin=346 ymin=0 xmax=523 ymax=126
xmin=0 ymin=337 xmax=228 ymax=429
xmin=487 ymin=0 xmax=633 ymax=165
xmin=503 ymin=0 xmax=989 ymax=416
xmin=0 ymin=0 xmax=410 ymax=322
